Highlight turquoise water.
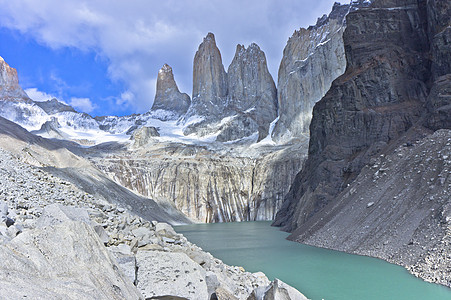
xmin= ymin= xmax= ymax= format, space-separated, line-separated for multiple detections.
xmin=175 ymin=221 xmax=451 ymax=300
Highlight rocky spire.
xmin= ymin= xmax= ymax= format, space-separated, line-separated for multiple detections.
xmin=227 ymin=43 xmax=278 ymax=140
xmin=0 ymin=56 xmax=29 ymax=100
xmin=151 ymin=63 xmax=190 ymax=119
xmin=188 ymin=32 xmax=228 ymax=118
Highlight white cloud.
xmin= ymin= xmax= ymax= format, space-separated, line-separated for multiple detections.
xmin=0 ymin=0 xmax=339 ymax=114
xmin=24 ymin=88 xmax=56 ymax=102
xmin=69 ymin=97 xmax=96 ymax=113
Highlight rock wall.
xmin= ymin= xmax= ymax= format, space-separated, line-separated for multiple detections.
xmin=273 ymin=2 xmax=351 ymax=143
xmin=186 ymin=32 xmax=228 ymax=119
xmin=93 ymin=143 xmax=305 ymax=223
xmin=225 ymin=43 xmax=278 ymax=141
xmin=274 ymin=0 xmax=432 ymax=232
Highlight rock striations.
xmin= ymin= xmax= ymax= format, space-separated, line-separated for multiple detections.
xmin=273 ymin=0 xmax=451 ymax=287
xmin=150 ymin=63 xmax=191 ymax=120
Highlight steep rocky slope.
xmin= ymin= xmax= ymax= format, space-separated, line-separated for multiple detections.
xmin=0 ymin=116 xmax=190 ymax=225
xmin=0 ymin=56 xmax=29 ymax=100
xmin=0 ymin=146 xmax=307 ymax=299
xmin=291 ymin=129 xmax=451 ymax=287
xmin=273 ymin=0 xmax=451 ymax=287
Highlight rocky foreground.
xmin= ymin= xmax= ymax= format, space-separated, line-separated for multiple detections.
xmin=0 ymin=148 xmax=307 ymax=299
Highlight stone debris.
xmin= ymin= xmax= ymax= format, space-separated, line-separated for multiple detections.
xmin=0 ymin=147 xmax=305 ymax=299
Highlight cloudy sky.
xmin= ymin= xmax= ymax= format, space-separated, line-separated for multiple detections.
xmin=0 ymin=0 xmax=340 ymax=116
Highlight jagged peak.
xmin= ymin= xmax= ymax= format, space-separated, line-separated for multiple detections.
xmin=203 ymin=32 xmax=216 ymax=44
xmin=0 ymin=56 xmax=4 ymax=63
xmin=159 ymin=63 xmax=173 ymax=74
xmin=235 ymin=43 xmax=262 ymax=56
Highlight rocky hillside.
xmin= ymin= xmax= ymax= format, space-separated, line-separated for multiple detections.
xmin=0 ymin=144 xmax=307 ymax=299
xmin=273 ymin=0 xmax=451 ymax=287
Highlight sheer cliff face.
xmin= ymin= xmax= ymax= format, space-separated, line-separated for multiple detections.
xmin=151 ymin=64 xmax=191 ymax=119
xmin=226 ymin=44 xmax=278 ymax=140
xmin=273 ymin=3 xmax=350 ymax=143
xmin=94 ymin=143 xmax=305 ymax=223
xmin=184 ymin=33 xmax=278 ymax=142
xmin=426 ymin=0 xmax=451 ymax=130
xmin=273 ymin=1 xmax=375 ymax=143
xmin=274 ymin=0 xmax=435 ymax=231
xmin=187 ymin=33 xmax=228 ymax=119
xmin=0 ymin=56 xmax=29 ymax=100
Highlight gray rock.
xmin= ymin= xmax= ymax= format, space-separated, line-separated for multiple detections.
xmin=150 ymin=64 xmax=191 ymax=119
xmin=130 ymin=126 xmax=160 ymax=147
xmin=0 ymin=201 xmax=7 ymax=223
xmin=226 ymin=43 xmax=278 ymax=141
xmin=263 ymin=279 xmax=308 ymax=300
xmin=36 ymin=203 xmax=90 ymax=228
xmin=136 ymin=250 xmax=208 ymax=299
xmin=155 ymin=222 xmax=177 ymax=238
xmin=273 ymin=2 xmax=351 ymax=143
xmin=93 ymin=223 xmax=110 ymax=244
xmin=110 ymin=251 xmax=137 ymax=285
xmin=0 ymin=221 xmax=142 ymax=299
xmin=186 ymin=32 xmax=228 ymax=120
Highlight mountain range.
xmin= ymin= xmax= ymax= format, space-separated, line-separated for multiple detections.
xmin=0 ymin=0 xmax=449 ymax=296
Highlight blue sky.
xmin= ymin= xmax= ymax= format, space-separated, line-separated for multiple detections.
xmin=0 ymin=0 xmax=341 ymax=116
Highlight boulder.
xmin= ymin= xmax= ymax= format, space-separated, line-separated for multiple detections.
xmin=263 ymin=279 xmax=308 ymax=300
xmin=36 ymin=203 xmax=90 ymax=228
xmin=155 ymin=222 xmax=177 ymax=238
xmin=136 ymin=250 xmax=208 ymax=299
xmin=0 ymin=201 xmax=7 ymax=223
xmin=0 ymin=221 xmax=142 ymax=299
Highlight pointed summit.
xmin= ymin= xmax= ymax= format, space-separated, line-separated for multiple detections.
xmin=226 ymin=43 xmax=277 ymax=141
xmin=188 ymin=32 xmax=228 ymax=118
xmin=150 ymin=63 xmax=190 ymax=119
xmin=0 ymin=56 xmax=29 ymax=100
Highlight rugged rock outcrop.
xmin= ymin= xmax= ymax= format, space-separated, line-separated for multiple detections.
xmin=186 ymin=32 xmax=228 ymax=120
xmin=274 ymin=0 xmax=451 ymax=287
xmin=150 ymin=64 xmax=191 ymax=120
xmin=34 ymin=98 xmax=77 ymax=114
xmin=273 ymin=1 xmax=372 ymax=143
xmin=130 ymin=126 xmax=160 ymax=147
xmin=225 ymin=43 xmax=278 ymax=141
xmin=274 ymin=0 xmax=432 ymax=231
xmin=93 ymin=142 xmax=306 ymax=223
xmin=0 ymin=56 xmax=29 ymax=100
xmin=425 ymin=0 xmax=451 ymax=130
xmin=184 ymin=33 xmax=278 ymax=142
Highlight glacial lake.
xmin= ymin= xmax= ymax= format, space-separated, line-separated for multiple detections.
xmin=175 ymin=221 xmax=451 ymax=300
